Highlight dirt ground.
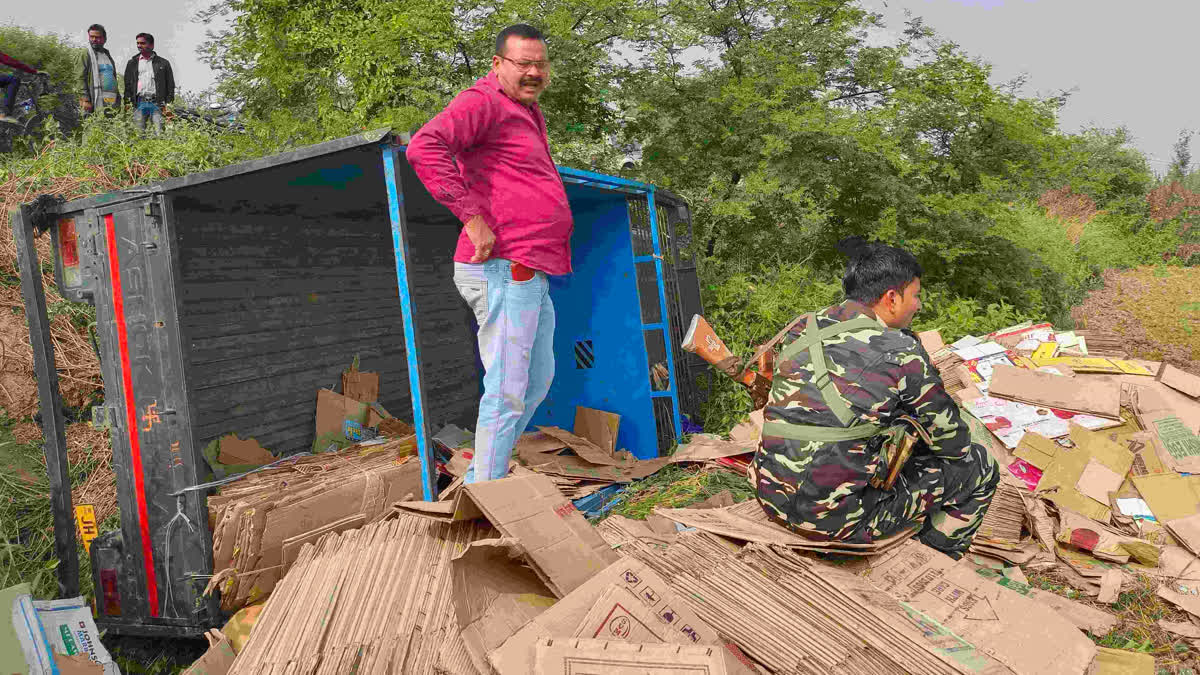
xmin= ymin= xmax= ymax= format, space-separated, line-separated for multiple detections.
xmin=1072 ymin=266 xmax=1200 ymax=375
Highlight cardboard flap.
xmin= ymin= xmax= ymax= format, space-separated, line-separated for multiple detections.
xmin=538 ymin=426 xmax=625 ymax=466
xmin=515 ymin=432 xmax=569 ymax=463
xmin=670 ymin=435 xmax=756 ymax=462
xmin=728 ymin=409 xmax=764 ymax=444
xmin=462 ymin=474 xmax=620 ymax=597
xmin=1132 ymin=473 xmax=1200 ymax=522
xmin=182 ymin=631 xmax=237 ymax=675
xmin=395 ymin=496 xmax=484 ymax=523
xmin=917 ymin=329 xmax=945 ymax=354
xmin=573 ymin=407 xmax=621 ymax=456
xmin=53 ymin=653 xmax=103 ymax=675
xmin=1034 ymin=425 xmax=1133 ymax=522
xmin=216 ymin=434 xmax=274 ymax=466
xmin=342 ymin=368 xmax=380 ymax=403
xmin=1091 ymin=647 xmax=1154 ymax=675
xmin=1157 ymin=363 xmax=1200 ymax=399
xmin=655 ymin=500 xmax=919 ymax=554
xmin=452 ymin=538 xmax=558 ymax=675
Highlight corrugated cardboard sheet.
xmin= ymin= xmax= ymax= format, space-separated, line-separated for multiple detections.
xmin=207 ymin=439 xmax=421 ymax=611
xmin=655 ymin=499 xmax=918 ymax=555
xmin=597 ymin=523 xmax=998 ymax=674
xmin=228 ymin=515 xmax=493 ymax=674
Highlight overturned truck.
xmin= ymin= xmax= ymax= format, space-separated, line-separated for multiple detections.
xmin=12 ymin=129 xmax=706 ymax=636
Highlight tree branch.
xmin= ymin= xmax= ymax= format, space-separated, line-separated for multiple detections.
xmin=826 ymin=86 xmax=894 ymax=103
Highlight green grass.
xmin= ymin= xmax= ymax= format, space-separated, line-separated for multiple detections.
xmin=0 ymin=410 xmax=100 ymax=600
xmin=1028 ymin=570 xmax=1199 ymax=672
xmin=604 ymin=463 xmax=754 ymax=520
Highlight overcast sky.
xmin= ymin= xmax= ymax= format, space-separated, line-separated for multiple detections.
xmin=5 ymin=0 xmax=1191 ymax=171
xmin=863 ymin=0 xmax=1196 ymax=172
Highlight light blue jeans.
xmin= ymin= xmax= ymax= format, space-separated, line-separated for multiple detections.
xmin=454 ymin=259 xmax=555 ymax=482
xmin=133 ymin=100 xmax=163 ymax=134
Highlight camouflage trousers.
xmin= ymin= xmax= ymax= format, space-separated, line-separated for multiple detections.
xmin=862 ymin=443 xmax=1000 ymax=559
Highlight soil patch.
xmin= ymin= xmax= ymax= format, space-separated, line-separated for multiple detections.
xmin=1073 ymin=266 xmax=1200 ymax=375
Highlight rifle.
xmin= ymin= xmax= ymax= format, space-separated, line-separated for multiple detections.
xmin=680 ymin=314 xmax=791 ymax=410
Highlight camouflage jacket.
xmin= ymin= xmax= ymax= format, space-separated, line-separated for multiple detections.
xmin=752 ymin=300 xmax=980 ymax=541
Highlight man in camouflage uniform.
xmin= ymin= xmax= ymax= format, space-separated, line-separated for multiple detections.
xmin=751 ymin=239 xmax=998 ymax=559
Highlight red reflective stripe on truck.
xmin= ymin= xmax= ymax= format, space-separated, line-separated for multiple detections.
xmin=103 ymin=213 xmax=160 ymax=617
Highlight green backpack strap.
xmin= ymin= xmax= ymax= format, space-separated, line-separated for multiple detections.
xmin=778 ymin=314 xmax=881 ymax=426
xmin=761 ymin=420 xmax=884 ymax=442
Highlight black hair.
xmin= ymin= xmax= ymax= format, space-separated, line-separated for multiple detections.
xmin=88 ymin=24 xmax=106 ymax=38
xmin=838 ymin=236 xmax=923 ymax=304
xmin=495 ymin=24 xmax=545 ymax=56
xmin=136 ymin=33 xmax=154 ymax=46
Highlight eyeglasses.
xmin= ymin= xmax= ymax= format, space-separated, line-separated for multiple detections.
xmin=498 ymin=55 xmax=552 ymax=72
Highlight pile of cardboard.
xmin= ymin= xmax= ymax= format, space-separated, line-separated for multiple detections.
xmin=435 ymin=405 xmax=758 ymax=501
xmin=920 ymin=321 xmax=1200 ymax=660
xmin=227 ymin=515 xmax=492 ymax=674
xmin=599 ymin=518 xmax=1109 ymax=674
xmin=206 ymin=437 xmax=422 ymax=611
xmin=192 ymin=321 xmax=1200 ymax=673
xmin=211 ymin=465 xmax=1156 ymax=674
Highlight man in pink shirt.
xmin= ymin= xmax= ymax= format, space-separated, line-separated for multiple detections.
xmin=407 ymin=24 xmax=572 ymax=482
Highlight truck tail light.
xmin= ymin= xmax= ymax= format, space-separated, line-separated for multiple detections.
xmin=58 ymin=217 xmax=79 ymax=267
xmin=99 ymin=568 xmax=122 ymax=616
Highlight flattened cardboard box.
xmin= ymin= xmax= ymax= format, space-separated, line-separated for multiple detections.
xmin=400 ymin=473 xmax=619 ymax=598
xmin=1035 ymin=425 xmax=1133 ymax=523
xmin=1157 ymin=362 xmax=1200 ymax=400
xmin=989 ymin=364 xmax=1121 ymax=419
xmin=456 ymin=547 xmax=757 ymax=675
xmin=867 ymin=540 xmax=1097 ymax=674
xmin=656 ymin=499 xmax=918 ymax=554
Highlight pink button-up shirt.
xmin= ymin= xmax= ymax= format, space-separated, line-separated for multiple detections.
xmin=406 ymin=72 xmax=574 ymax=275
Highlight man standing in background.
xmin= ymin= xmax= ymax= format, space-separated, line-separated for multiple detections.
xmin=124 ymin=33 xmax=174 ymax=133
xmin=406 ymin=24 xmax=571 ymax=483
xmin=79 ymin=24 xmax=119 ymax=114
